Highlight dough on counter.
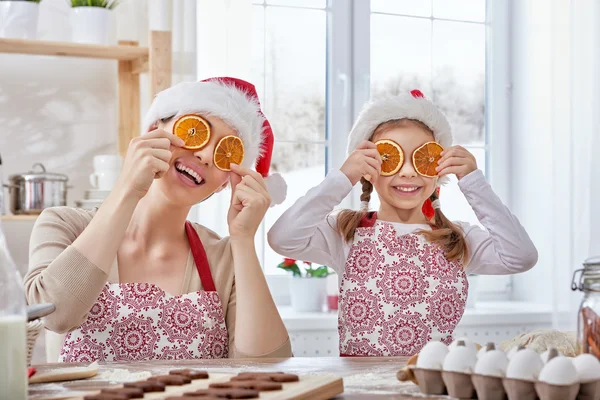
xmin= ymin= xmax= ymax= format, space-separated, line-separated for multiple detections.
xmin=499 ymin=330 xmax=577 ymax=356
xmin=123 ymin=380 xmax=166 ymax=392
xmin=186 ymin=388 xmax=260 ymax=399
xmin=210 ymin=380 xmax=283 ymax=391
xmin=99 ymin=388 xmax=144 ymax=398
xmin=148 ymin=374 xmax=192 ymax=385
xmin=168 ymin=369 xmax=209 ymax=380
xmin=232 ymin=372 xmax=299 ymax=382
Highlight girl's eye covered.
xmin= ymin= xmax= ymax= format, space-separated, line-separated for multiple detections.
xmin=374 ymin=139 xmax=444 ymax=177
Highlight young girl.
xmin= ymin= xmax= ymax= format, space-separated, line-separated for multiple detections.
xmin=268 ymin=90 xmax=538 ymax=357
xmin=24 ymin=77 xmax=292 ymax=362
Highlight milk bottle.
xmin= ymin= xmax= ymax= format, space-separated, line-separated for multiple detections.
xmin=0 ymin=241 xmax=27 ymax=399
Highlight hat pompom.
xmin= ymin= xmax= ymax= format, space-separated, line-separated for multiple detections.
xmin=265 ymin=173 xmax=287 ymax=207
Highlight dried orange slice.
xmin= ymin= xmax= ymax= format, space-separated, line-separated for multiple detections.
xmin=413 ymin=141 xmax=444 ymax=177
xmin=173 ymin=114 xmax=211 ymax=150
xmin=375 ymin=139 xmax=404 ymax=176
xmin=214 ymin=135 xmax=244 ymax=171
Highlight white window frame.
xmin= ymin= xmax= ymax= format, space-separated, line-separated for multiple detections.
xmin=333 ymin=0 xmax=514 ymax=300
xmin=195 ymin=0 xmax=514 ymax=301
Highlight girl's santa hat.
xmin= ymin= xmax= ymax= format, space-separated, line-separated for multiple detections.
xmin=347 ymin=89 xmax=453 ymax=185
xmin=143 ymin=77 xmax=286 ymax=206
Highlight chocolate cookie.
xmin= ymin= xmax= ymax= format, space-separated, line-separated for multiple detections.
xmin=185 ymin=388 xmax=260 ymax=398
xmin=100 ymin=388 xmax=144 ymax=398
xmin=123 ymin=380 xmax=166 ymax=392
xmin=165 ymin=397 xmax=223 ymax=400
xmin=209 ymin=380 xmax=283 ymax=391
xmin=83 ymin=395 xmax=129 ymax=400
xmin=148 ymin=374 xmax=192 ymax=385
xmin=232 ymin=372 xmax=299 ymax=382
xmin=169 ymin=368 xmax=209 ymax=379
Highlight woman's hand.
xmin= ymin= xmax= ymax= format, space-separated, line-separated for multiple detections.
xmin=227 ymin=164 xmax=271 ymax=239
xmin=436 ymin=145 xmax=478 ymax=180
xmin=340 ymin=140 xmax=382 ymax=185
xmin=115 ymin=129 xmax=185 ymax=199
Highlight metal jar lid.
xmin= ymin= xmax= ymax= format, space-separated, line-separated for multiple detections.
xmin=9 ymin=163 xmax=68 ymax=183
xmin=572 ymin=256 xmax=600 ymax=291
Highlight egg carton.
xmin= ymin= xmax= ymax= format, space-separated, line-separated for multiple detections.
xmin=397 ymin=339 xmax=600 ymax=400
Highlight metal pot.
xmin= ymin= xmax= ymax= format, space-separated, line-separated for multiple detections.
xmin=4 ymin=163 xmax=69 ymax=215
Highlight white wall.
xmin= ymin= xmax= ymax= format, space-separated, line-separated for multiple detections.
xmin=0 ymin=0 xmax=156 ymax=274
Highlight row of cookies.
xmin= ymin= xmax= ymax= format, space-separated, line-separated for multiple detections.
xmin=84 ymin=369 xmax=300 ymax=400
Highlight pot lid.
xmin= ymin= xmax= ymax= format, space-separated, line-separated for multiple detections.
xmin=584 ymin=256 xmax=600 ymax=268
xmin=10 ymin=163 xmax=68 ymax=182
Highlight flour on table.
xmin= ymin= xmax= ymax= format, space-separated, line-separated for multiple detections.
xmin=99 ymin=369 xmax=151 ymax=382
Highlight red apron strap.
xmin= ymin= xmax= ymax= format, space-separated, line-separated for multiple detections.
xmin=358 ymin=212 xmax=377 ymax=228
xmin=185 ymin=221 xmax=217 ymax=292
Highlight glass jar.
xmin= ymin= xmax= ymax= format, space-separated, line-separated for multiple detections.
xmin=573 ymin=256 xmax=600 ymax=358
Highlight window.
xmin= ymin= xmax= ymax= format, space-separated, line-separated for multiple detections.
xmin=251 ymin=0 xmax=329 ymax=274
xmin=194 ymin=0 xmax=512 ymax=298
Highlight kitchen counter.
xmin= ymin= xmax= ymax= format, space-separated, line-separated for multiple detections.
xmin=28 ymin=357 xmax=434 ymax=399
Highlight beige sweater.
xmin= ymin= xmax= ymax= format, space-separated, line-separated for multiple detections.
xmin=24 ymin=207 xmax=291 ymax=362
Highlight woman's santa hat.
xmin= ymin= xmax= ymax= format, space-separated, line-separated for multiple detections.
xmin=347 ymin=89 xmax=453 ymax=186
xmin=143 ymin=77 xmax=286 ymax=206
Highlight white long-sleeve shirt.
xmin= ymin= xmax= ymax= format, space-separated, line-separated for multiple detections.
xmin=268 ymin=169 xmax=538 ymax=279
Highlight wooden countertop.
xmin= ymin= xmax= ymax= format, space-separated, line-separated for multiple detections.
xmin=28 ymin=357 xmax=443 ymax=399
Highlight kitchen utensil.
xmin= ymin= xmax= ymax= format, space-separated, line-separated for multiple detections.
xmin=28 ymin=362 xmax=99 ymax=384
xmin=26 ymin=303 xmax=55 ymax=322
xmin=4 ymin=163 xmax=69 ymax=215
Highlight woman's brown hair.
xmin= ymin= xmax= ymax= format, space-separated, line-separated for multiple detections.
xmin=334 ymin=119 xmax=468 ymax=263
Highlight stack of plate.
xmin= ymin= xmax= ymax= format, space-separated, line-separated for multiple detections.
xmin=75 ymin=189 xmax=110 ymax=209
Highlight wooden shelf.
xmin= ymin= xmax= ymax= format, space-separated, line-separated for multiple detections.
xmin=0 ymin=38 xmax=148 ymax=61
xmin=1 ymin=214 xmax=38 ymax=221
xmin=0 ymin=30 xmax=171 ymax=156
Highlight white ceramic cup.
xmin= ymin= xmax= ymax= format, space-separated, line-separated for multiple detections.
xmin=90 ymin=155 xmax=122 ymax=190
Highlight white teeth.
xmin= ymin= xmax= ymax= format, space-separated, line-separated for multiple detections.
xmin=176 ymin=162 xmax=203 ymax=184
xmin=395 ymin=186 xmax=419 ymax=192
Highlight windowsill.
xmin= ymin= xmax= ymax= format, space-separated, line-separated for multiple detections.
xmin=279 ymin=301 xmax=555 ymax=332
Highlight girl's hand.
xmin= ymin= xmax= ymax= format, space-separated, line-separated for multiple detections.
xmin=227 ymin=164 xmax=271 ymax=239
xmin=340 ymin=140 xmax=382 ymax=185
xmin=436 ymin=145 xmax=478 ymax=180
xmin=115 ymin=129 xmax=185 ymax=199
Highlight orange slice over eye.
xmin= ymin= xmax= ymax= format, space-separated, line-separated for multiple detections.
xmin=214 ymin=135 xmax=245 ymax=172
xmin=173 ymin=114 xmax=211 ymax=150
xmin=413 ymin=141 xmax=444 ymax=177
xmin=375 ymin=139 xmax=404 ymax=176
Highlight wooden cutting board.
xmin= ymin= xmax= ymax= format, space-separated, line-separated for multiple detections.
xmin=69 ymin=372 xmax=344 ymax=400
xmin=29 ymin=362 xmax=99 ymax=384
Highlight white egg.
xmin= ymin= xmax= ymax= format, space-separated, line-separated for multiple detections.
xmin=507 ymin=346 xmax=521 ymax=360
xmin=416 ymin=341 xmax=449 ymax=370
xmin=540 ymin=349 xmax=563 ymax=363
xmin=443 ymin=342 xmax=478 ymax=373
xmin=477 ymin=346 xmax=488 ymax=359
xmin=449 ymin=337 xmax=479 ymax=353
xmin=572 ymin=353 xmax=600 ymax=382
xmin=539 ymin=356 xmax=578 ymax=385
xmin=474 ymin=349 xmax=509 ymax=377
xmin=506 ymin=348 xmax=543 ymax=381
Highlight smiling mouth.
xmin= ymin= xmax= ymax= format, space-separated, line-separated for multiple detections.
xmin=392 ymin=186 xmax=422 ymax=195
xmin=175 ymin=162 xmax=204 ymax=185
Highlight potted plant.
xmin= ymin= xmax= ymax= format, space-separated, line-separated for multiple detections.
xmin=278 ymin=258 xmax=330 ymax=313
xmin=0 ymin=0 xmax=41 ymax=40
xmin=69 ymin=0 xmax=119 ymax=45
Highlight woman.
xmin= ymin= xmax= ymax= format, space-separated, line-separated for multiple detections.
xmin=24 ymin=77 xmax=292 ymax=362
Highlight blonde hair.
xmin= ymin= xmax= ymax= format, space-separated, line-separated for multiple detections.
xmin=335 ymin=119 xmax=468 ymax=263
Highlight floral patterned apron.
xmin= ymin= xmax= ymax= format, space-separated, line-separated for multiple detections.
xmin=60 ymin=221 xmax=229 ymax=362
xmin=338 ymin=212 xmax=468 ymax=357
